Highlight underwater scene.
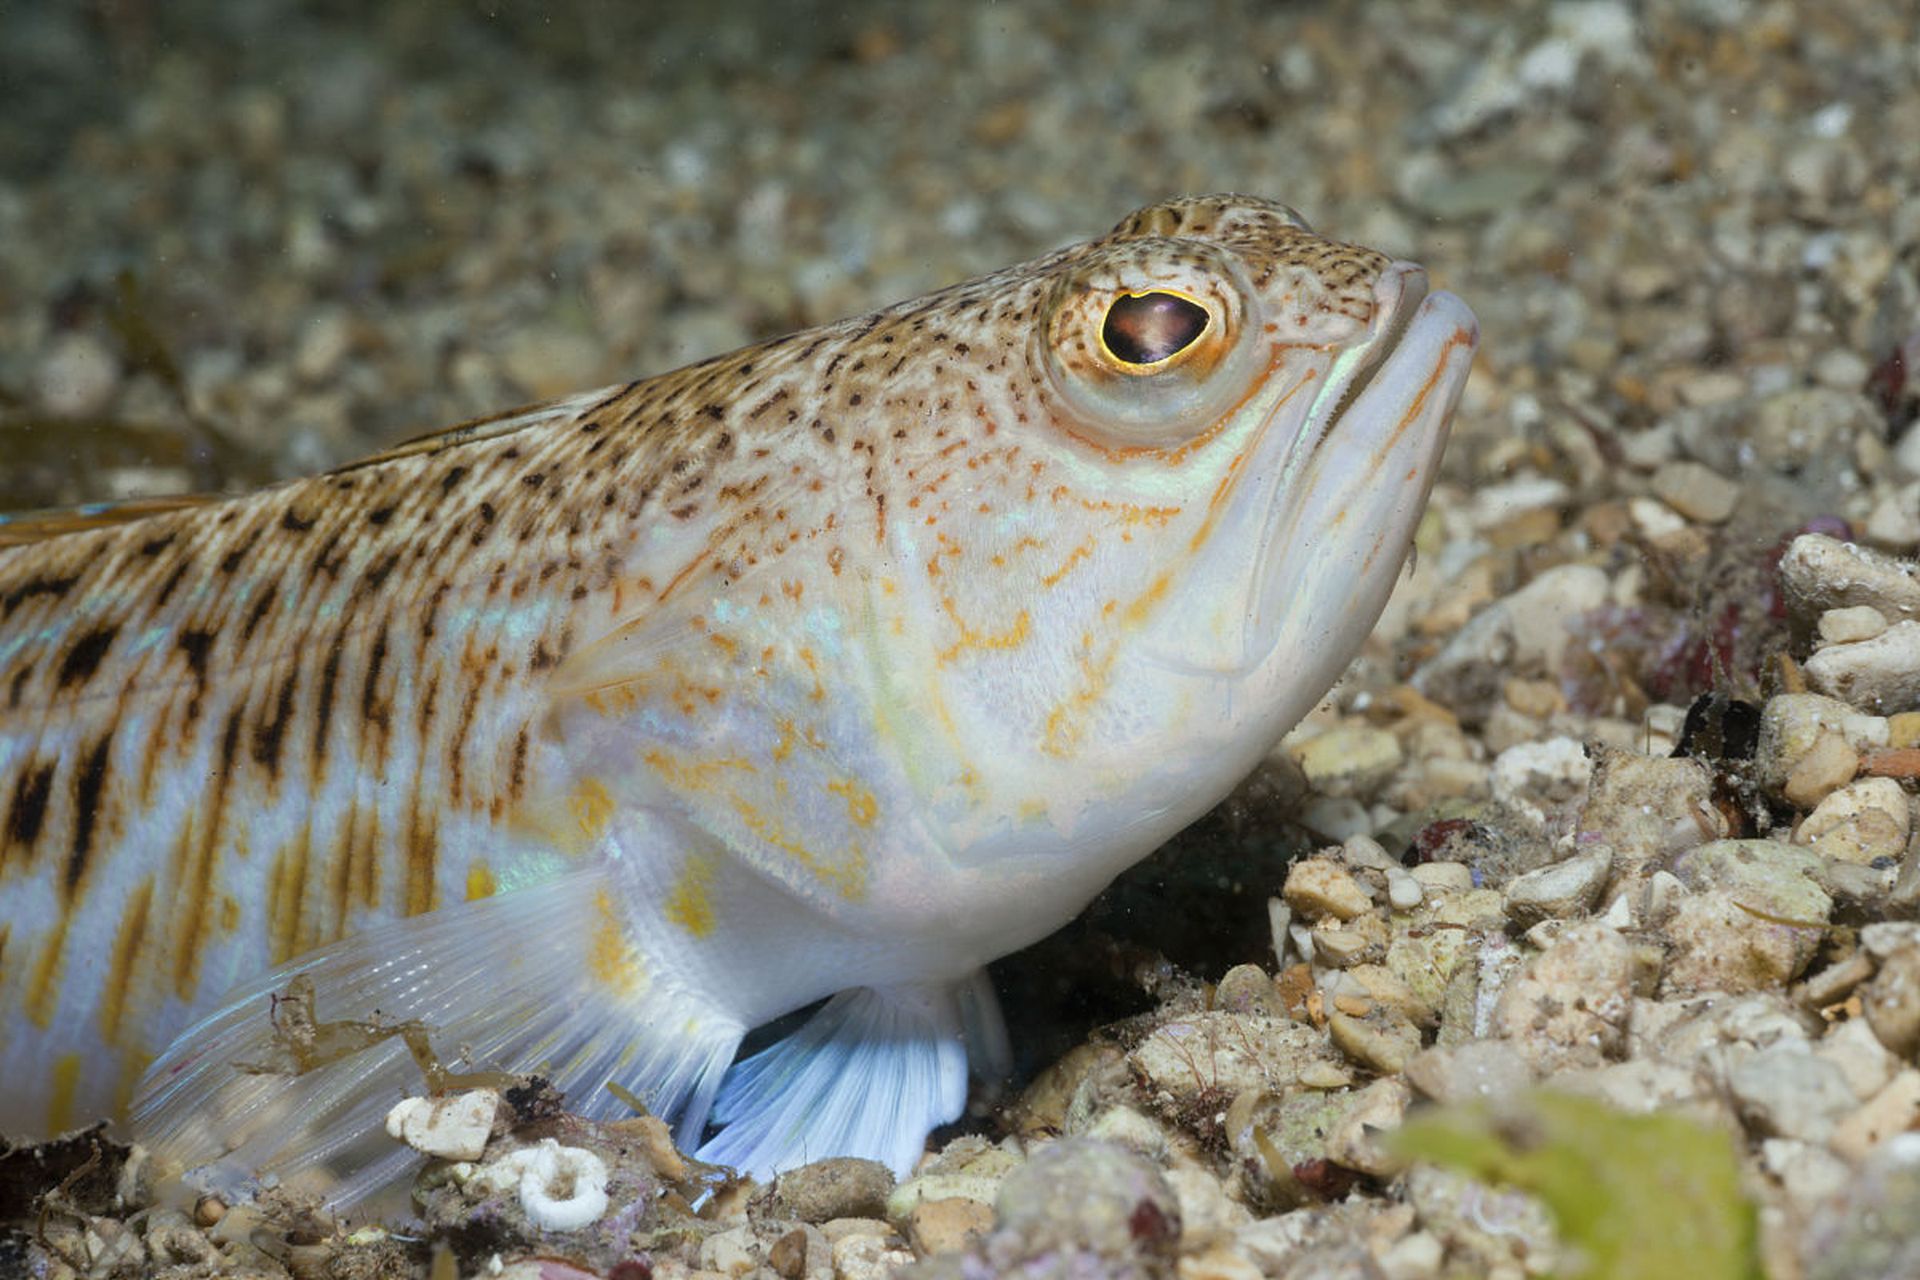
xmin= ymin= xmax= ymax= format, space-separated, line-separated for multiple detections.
xmin=2 ymin=2 xmax=1918 ymax=1277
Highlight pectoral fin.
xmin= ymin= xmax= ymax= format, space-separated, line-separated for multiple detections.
xmin=697 ymin=971 xmax=1008 ymax=1179
xmin=132 ymin=866 xmax=742 ymax=1211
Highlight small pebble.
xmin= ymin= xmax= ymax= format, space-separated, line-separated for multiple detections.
xmin=1283 ymin=857 xmax=1374 ymax=921
xmin=383 ymin=1089 xmax=498 ymax=1162
xmin=773 ymin=1157 xmax=895 ymax=1223
xmin=35 ymin=331 xmax=120 ymax=418
xmin=1650 ymin=459 xmax=1741 ymax=523
xmin=1784 ymin=731 xmax=1862 ymax=809
xmin=1503 ymin=847 xmax=1612 ymax=925
xmin=1804 ymin=621 xmax=1920 ymax=714
xmin=1819 ymin=605 xmax=1890 ymax=645
xmin=905 ymin=1198 xmax=993 ymax=1257
xmin=1796 ymin=777 xmax=1912 ymax=865
xmin=1384 ymin=866 xmax=1425 ymax=911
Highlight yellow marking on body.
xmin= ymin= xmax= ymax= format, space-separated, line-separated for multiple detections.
xmin=1121 ymin=570 xmax=1174 ymax=628
xmin=643 ymin=750 xmax=757 ymax=793
xmin=114 ymin=1048 xmax=153 ymax=1118
xmin=731 ymin=794 xmax=866 ymax=899
xmin=1042 ymin=538 xmax=1095 ymax=587
xmin=937 ymin=597 xmax=1032 ymax=666
xmin=219 ymin=895 xmax=241 ymax=935
xmin=772 ymin=719 xmax=797 ymax=762
xmin=1041 ymin=567 xmax=1170 ymax=758
xmin=827 ymin=777 xmax=879 ymax=827
xmin=1042 ymin=647 xmax=1119 ymax=757
xmin=1078 ymin=499 xmax=1182 ymax=526
xmin=588 ymin=888 xmax=646 ymax=995
xmin=47 ymin=1052 xmax=81 ymax=1133
xmin=100 ymin=878 xmax=153 ymax=1042
xmin=664 ymin=851 xmax=718 ymax=938
xmin=465 ymin=863 xmax=497 ymax=901
xmin=570 ymin=777 xmax=616 ymax=842
xmin=25 ymin=915 xmax=70 ymax=1029
xmin=797 ymin=647 xmax=825 ymax=701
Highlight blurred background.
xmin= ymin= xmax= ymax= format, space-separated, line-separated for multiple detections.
xmin=3 ymin=0 xmax=1912 ymax=513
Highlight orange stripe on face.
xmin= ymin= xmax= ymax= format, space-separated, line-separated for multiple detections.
xmin=1373 ymin=326 xmax=1476 ymax=468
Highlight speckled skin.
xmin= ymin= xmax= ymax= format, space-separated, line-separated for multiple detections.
xmin=0 ymin=196 xmax=1475 ymax=1168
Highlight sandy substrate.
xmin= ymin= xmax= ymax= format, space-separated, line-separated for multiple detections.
xmin=3 ymin=1 xmax=1918 ymax=1277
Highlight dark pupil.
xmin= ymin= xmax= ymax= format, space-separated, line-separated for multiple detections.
xmin=1102 ymin=292 xmax=1209 ymax=365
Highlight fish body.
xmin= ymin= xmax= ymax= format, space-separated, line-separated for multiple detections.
xmin=0 ymin=195 xmax=1476 ymax=1202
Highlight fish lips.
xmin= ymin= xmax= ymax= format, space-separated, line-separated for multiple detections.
xmin=1143 ymin=262 xmax=1478 ymax=685
xmin=1249 ymin=266 xmax=1478 ymax=676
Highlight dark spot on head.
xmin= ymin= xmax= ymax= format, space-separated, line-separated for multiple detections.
xmin=368 ymin=505 xmax=397 ymax=526
xmin=281 ymin=508 xmax=316 ymax=533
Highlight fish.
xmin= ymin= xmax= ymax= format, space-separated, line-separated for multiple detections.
xmin=0 ymin=194 xmax=1476 ymax=1207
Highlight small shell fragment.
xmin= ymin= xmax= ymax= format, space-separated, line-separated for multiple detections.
xmin=384 ymin=1089 xmax=500 ymax=1162
xmin=472 ymin=1138 xmax=612 ymax=1232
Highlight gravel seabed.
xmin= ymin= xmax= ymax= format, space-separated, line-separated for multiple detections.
xmin=3 ymin=1 xmax=1919 ymax=1277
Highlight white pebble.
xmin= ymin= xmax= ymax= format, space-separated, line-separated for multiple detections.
xmin=1385 ymin=866 xmax=1425 ymax=911
xmin=384 ymin=1089 xmax=499 ymax=1162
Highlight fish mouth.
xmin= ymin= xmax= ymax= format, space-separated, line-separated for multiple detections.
xmin=1303 ymin=261 xmax=1433 ymax=451
xmin=1238 ymin=265 xmax=1476 ymax=668
xmin=1140 ymin=259 xmax=1476 ymax=681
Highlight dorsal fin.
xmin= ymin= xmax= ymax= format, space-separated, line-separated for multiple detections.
xmin=325 ymin=387 xmax=613 ymax=476
xmin=0 ymin=494 xmax=218 ymax=549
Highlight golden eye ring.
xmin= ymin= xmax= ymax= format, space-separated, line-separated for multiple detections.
xmin=1098 ymin=290 xmax=1212 ymax=370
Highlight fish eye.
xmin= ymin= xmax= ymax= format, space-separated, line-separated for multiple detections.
xmin=1101 ymin=291 xmax=1211 ymax=368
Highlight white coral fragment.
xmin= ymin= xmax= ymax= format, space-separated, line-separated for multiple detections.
xmin=383 ymin=1088 xmax=500 ymax=1161
xmin=473 ymin=1138 xmax=611 ymax=1231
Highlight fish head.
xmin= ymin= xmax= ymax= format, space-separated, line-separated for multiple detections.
xmin=537 ymin=196 xmax=1474 ymax=958
xmin=891 ymin=195 xmax=1477 ymax=897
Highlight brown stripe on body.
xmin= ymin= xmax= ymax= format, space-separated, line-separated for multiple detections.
xmin=167 ymin=709 xmax=241 ymax=1001
xmin=99 ymin=877 xmax=153 ymax=1043
xmin=404 ymin=790 xmax=439 ymax=917
xmin=3 ymin=760 xmax=54 ymax=870
xmin=64 ymin=729 xmax=116 ymax=897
